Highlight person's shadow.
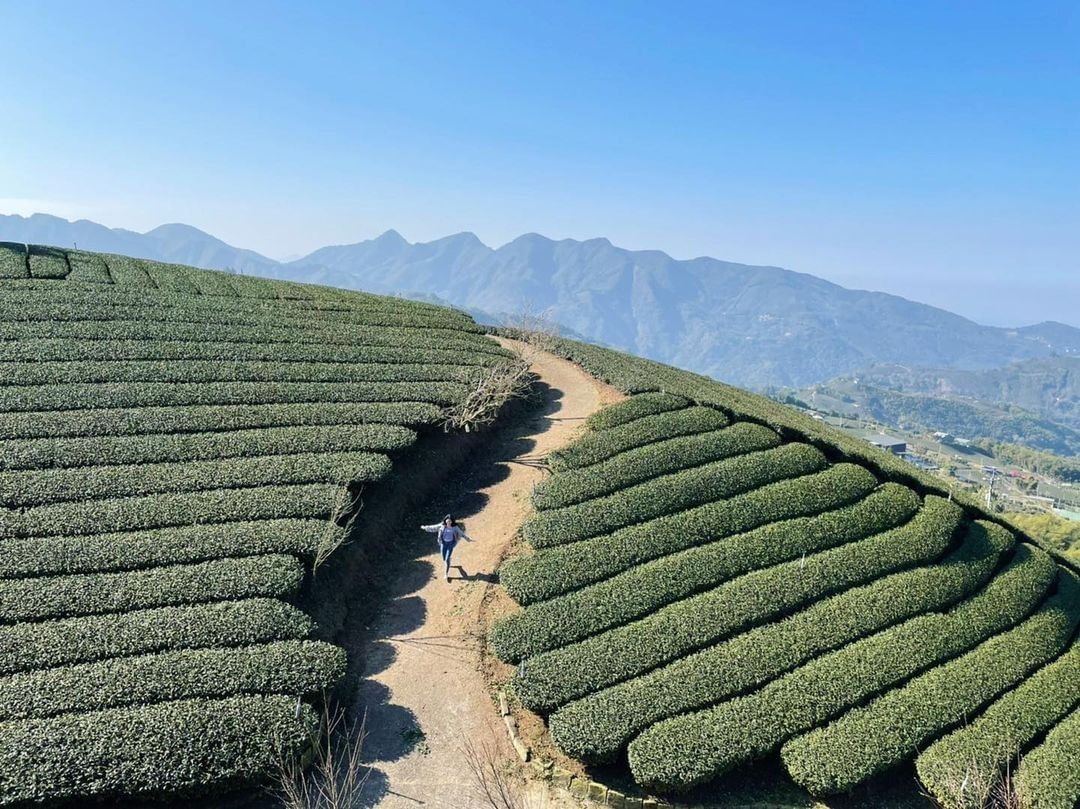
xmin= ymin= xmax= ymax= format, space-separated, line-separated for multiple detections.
xmin=452 ymin=564 xmax=497 ymax=583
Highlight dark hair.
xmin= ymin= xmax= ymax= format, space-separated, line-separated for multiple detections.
xmin=443 ymin=514 xmax=454 ymax=525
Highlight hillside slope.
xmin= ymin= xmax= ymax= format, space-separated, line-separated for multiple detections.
xmin=492 ymin=336 xmax=1080 ymax=806
xmin=0 ymin=243 xmax=513 ymax=805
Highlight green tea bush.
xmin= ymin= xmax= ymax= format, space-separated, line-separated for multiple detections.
xmin=0 ymin=598 xmax=312 ymax=675
xmin=0 ymin=694 xmax=318 ymax=805
xmin=0 ymin=482 xmax=342 ymax=538
xmin=0 ymin=519 xmax=330 ymax=579
xmin=1015 ymin=705 xmax=1080 ymax=809
xmin=63 ymin=249 xmax=113 ymax=284
xmin=0 ymin=379 xmax=465 ymax=413
xmin=0 ymin=639 xmax=344 ymax=720
xmin=0 ymin=243 xmax=27 ymax=279
xmin=626 ymin=543 xmax=1056 ymax=791
xmin=100 ymin=253 xmax=155 ymax=287
xmin=1 ymin=423 xmax=415 ymax=472
xmin=916 ymin=637 xmax=1080 ymax=809
xmin=0 ymin=554 xmax=304 ymax=622
xmin=585 ymin=392 xmax=689 ymax=431
xmin=0 ymin=400 xmax=442 ymax=441
xmin=502 ymin=463 xmax=878 ymax=604
xmin=548 ymin=406 xmax=729 ymax=471
xmin=782 ymin=571 xmax=1080 ymax=794
xmin=550 ymin=519 xmax=1013 ymax=763
xmin=27 ymin=245 xmax=69 ymax=279
xmin=493 ymin=482 xmax=912 ymax=662
xmin=532 ymin=423 xmax=780 ymax=510
xmin=524 ymin=443 xmax=826 ymax=548
xmin=0 ymin=450 xmax=391 ymax=508
xmin=513 ymin=496 xmax=962 ymax=713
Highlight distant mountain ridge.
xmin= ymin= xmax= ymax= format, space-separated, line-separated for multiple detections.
xmin=3 ymin=212 xmax=1077 ymax=389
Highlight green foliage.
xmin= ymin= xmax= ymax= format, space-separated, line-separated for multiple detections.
xmin=1008 ymin=511 xmax=1080 ymax=556
xmin=0 ymin=422 xmax=415 ymax=472
xmin=532 ymin=422 xmax=780 ymax=510
xmin=0 ymin=378 xmax=465 ymax=413
xmin=64 ymin=249 xmax=113 ymax=283
xmin=0 ymin=519 xmax=330 ymax=579
xmin=0 ymin=598 xmax=313 ymax=675
xmin=493 ymin=482 xmax=912 ymax=663
xmin=626 ymin=542 xmax=1055 ymax=791
xmin=513 ymin=496 xmax=962 ymax=713
xmin=0 ymin=694 xmax=319 ymax=805
xmin=0 ymin=400 xmax=442 ymax=441
xmin=551 ymin=519 xmax=1012 ymax=763
xmin=548 ymin=406 xmax=728 ymax=471
xmin=1015 ymin=705 xmax=1080 ymax=809
xmin=0 ymin=640 xmax=344 ymax=721
xmin=917 ymin=636 xmax=1080 ymax=809
xmin=502 ymin=463 xmax=878 ymax=605
xmin=525 ymin=442 xmax=825 ymax=548
xmin=0 ymin=450 xmax=391 ymax=508
xmin=781 ymin=570 xmax=1080 ymax=794
xmin=976 ymin=440 xmax=1080 ymax=484
xmin=0 ymin=242 xmax=28 ymax=279
xmin=0 ymin=554 xmax=304 ymax=622
xmin=27 ymin=245 xmax=69 ymax=279
xmin=584 ymin=391 xmax=689 ymax=431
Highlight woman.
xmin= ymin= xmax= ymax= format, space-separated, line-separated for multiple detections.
xmin=420 ymin=514 xmax=472 ymax=583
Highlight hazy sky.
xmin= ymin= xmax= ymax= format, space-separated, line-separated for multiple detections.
xmin=2 ymin=1 xmax=1078 ymax=327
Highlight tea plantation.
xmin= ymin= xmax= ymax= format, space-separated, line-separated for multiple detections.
xmin=492 ymin=336 xmax=1080 ymax=807
xmin=0 ymin=243 xmax=512 ymax=805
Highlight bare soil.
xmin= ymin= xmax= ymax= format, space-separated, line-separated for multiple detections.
xmin=351 ymin=342 xmax=620 ymax=808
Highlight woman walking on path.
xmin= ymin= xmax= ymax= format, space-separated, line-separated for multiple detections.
xmin=421 ymin=515 xmax=472 ymax=583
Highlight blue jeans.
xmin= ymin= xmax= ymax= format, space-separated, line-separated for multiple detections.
xmin=440 ymin=540 xmax=457 ymax=572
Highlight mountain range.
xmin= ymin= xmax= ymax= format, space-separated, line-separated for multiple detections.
xmin=3 ymin=212 xmax=1078 ymax=391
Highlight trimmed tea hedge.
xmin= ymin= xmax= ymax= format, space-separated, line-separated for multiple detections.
xmin=550 ymin=519 xmax=1013 ymax=763
xmin=27 ymin=245 xmax=69 ymax=279
xmin=0 ymin=554 xmax=305 ymax=623
xmin=0 ymin=450 xmax=391 ymax=508
xmin=64 ymin=249 xmax=113 ymax=284
xmin=0 ymin=422 xmax=415 ymax=472
xmin=585 ymin=392 xmax=689 ymax=431
xmin=493 ymin=482 xmax=913 ymax=662
xmin=548 ymin=406 xmax=729 ymax=471
xmin=0 ymin=243 xmax=27 ymax=279
xmin=0 ymin=400 xmax=442 ymax=441
xmin=626 ymin=542 xmax=1056 ymax=791
xmin=0 ymin=640 xmax=345 ymax=721
xmin=524 ymin=442 xmax=826 ymax=548
xmin=0 ymin=379 xmax=466 ymax=412
xmin=0 ymin=520 xmax=331 ymax=579
xmin=502 ymin=463 xmax=879 ymax=604
xmin=782 ymin=570 xmax=1080 ymax=794
xmin=0 ymin=694 xmax=319 ymax=805
xmin=532 ymin=422 xmax=780 ymax=510
xmin=513 ymin=496 xmax=962 ymax=713
xmin=916 ymin=636 xmax=1080 ymax=809
xmin=1015 ymin=705 xmax=1080 ymax=809
xmin=0 ymin=598 xmax=313 ymax=675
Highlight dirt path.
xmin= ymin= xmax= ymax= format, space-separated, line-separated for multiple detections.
xmin=353 ymin=342 xmax=620 ymax=808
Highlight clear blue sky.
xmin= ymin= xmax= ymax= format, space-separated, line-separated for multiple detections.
xmin=2 ymin=1 xmax=1077 ymax=327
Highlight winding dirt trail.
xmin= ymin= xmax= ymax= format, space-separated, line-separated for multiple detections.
xmin=353 ymin=342 xmax=620 ymax=808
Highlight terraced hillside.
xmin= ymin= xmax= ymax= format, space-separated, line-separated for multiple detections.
xmin=0 ymin=242 xmax=513 ymax=805
xmin=492 ymin=337 xmax=1080 ymax=808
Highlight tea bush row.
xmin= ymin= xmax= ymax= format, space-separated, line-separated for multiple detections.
xmin=1 ymin=423 xmax=415 ymax=472
xmin=0 ymin=244 xmax=27 ymax=279
xmin=1015 ymin=705 xmax=1080 ymax=809
xmin=524 ymin=443 xmax=826 ymax=548
xmin=513 ymin=496 xmax=962 ymax=713
xmin=501 ymin=463 xmax=877 ymax=605
xmin=1 ymin=450 xmax=391 ymax=508
xmin=0 ymin=401 xmax=442 ymax=441
xmin=0 ymin=639 xmax=345 ymax=721
xmin=0 ymin=554 xmax=304 ymax=623
xmin=0 ymin=597 xmax=312 ymax=675
xmin=626 ymin=543 xmax=1056 ymax=791
xmin=493 ymin=482 xmax=914 ymax=661
xmin=781 ymin=570 xmax=1080 ymax=794
xmin=584 ymin=392 xmax=689 ymax=431
xmin=548 ymin=406 xmax=728 ymax=471
xmin=551 ymin=519 xmax=1014 ymax=762
xmin=533 ymin=423 xmax=779 ymax=510
xmin=916 ymin=636 xmax=1080 ymax=809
